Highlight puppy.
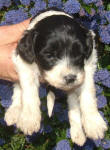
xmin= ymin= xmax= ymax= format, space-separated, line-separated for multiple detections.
xmin=4 ymin=8 xmax=107 ymax=146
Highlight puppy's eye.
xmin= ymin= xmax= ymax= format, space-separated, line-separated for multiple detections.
xmin=45 ymin=52 xmax=53 ymax=59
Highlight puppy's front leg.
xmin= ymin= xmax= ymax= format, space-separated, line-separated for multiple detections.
xmin=14 ymin=55 xmax=41 ymax=135
xmin=67 ymin=91 xmax=86 ymax=146
xmin=80 ymin=51 xmax=107 ymax=139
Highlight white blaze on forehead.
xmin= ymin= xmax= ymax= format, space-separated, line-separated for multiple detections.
xmin=28 ymin=10 xmax=73 ymax=30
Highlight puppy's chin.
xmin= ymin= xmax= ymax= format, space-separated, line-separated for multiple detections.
xmin=60 ymin=84 xmax=82 ymax=92
xmin=55 ymin=82 xmax=84 ymax=92
xmin=44 ymin=79 xmax=84 ymax=92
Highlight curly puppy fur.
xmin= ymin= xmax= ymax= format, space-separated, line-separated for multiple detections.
xmin=5 ymin=8 xmax=107 ymax=146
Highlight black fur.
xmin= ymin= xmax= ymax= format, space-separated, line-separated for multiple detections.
xmin=16 ymin=30 xmax=36 ymax=63
xmin=17 ymin=8 xmax=93 ymax=70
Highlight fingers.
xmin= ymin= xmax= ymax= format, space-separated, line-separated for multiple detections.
xmin=0 ymin=18 xmax=30 ymax=46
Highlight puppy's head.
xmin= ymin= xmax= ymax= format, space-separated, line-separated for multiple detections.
xmin=17 ymin=9 xmax=94 ymax=91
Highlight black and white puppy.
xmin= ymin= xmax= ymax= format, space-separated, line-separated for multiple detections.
xmin=5 ymin=8 xmax=107 ymax=146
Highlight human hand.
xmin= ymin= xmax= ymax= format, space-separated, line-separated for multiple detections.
xmin=0 ymin=19 xmax=30 ymax=46
xmin=0 ymin=43 xmax=18 ymax=82
xmin=0 ymin=19 xmax=30 ymax=82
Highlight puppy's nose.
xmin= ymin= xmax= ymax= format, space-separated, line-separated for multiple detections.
xmin=64 ymin=74 xmax=76 ymax=84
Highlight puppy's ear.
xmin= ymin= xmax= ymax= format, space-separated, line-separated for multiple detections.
xmin=16 ymin=30 xmax=37 ymax=63
xmin=85 ymin=30 xmax=94 ymax=59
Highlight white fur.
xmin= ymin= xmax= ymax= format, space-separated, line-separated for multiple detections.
xmin=6 ymin=52 xmax=41 ymax=135
xmin=67 ymin=33 xmax=107 ymax=145
xmin=5 ymin=83 xmax=22 ymax=125
xmin=80 ymin=35 xmax=107 ymax=139
xmin=67 ymin=92 xmax=86 ymax=146
xmin=47 ymin=91 xmax=55 ymax=117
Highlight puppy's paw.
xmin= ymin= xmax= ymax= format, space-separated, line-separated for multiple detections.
xmin=16 ymin=109 xmax=41 ymax=135
xmin=70 ymin=124 xmax=86 ymax=146
xmin=82 ymin=112 xmax=107 ymax=140
xmin=5 ymin=106 xmax=21 ymax=125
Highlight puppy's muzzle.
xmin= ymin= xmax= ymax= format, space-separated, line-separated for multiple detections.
xmin=64 ymin=74 xmax=76 ymax=85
